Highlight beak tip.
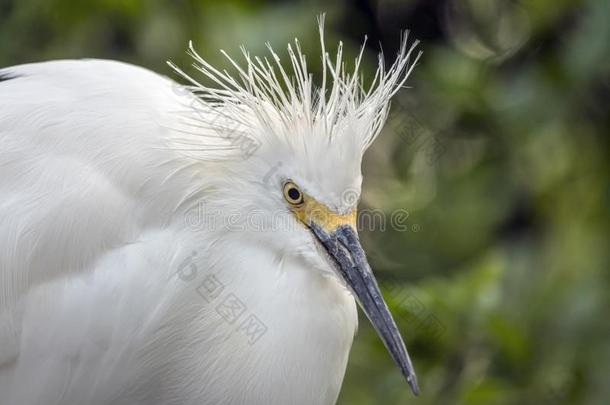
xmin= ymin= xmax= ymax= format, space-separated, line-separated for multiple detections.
xmin=407 ymin=375 xmax=420 ymax=396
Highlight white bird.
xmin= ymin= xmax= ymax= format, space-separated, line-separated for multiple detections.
xmin=0 ymin=19 xmax=420 ymax=405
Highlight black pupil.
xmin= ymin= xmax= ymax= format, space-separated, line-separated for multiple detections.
xmin=287 ymin=187 xmax=301 ymax=201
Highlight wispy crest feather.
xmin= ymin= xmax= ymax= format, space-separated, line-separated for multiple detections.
xmin=167 ymin=16 xmax=421 ymax=159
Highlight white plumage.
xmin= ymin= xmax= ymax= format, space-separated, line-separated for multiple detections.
xmin=0 ymin=21 xmax=419 ymax=405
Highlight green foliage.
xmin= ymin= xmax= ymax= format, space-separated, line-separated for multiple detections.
xmin=1 ymin=0 xmax=608 ymax=403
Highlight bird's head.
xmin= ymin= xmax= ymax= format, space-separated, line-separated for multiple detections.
xmin=169 ymin=18 xmax=421 ymax=395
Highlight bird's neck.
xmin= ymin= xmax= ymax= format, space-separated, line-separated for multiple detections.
xmin=149 ymin=235 xmax=359 ymax=404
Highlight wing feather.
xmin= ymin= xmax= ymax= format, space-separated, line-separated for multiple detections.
xmin=0 ymin=60 xmax=201 ymax=370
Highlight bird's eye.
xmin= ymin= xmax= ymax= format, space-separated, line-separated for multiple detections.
xmin=283 ymin=181 xmax=304 ymax=205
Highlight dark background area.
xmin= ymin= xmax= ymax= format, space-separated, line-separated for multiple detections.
xmin=1 ymin=0 xmax=609 ymax=403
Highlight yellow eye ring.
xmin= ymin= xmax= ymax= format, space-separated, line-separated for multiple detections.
xmin=283 ymin=181 xmax=304 ymax=205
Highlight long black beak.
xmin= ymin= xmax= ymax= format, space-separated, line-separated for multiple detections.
xmin=310 ymin=223 xmax=419 ymax=396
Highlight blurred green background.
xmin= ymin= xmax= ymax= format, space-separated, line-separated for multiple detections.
xmin=1 ymin=0 xmax=608 ymax=404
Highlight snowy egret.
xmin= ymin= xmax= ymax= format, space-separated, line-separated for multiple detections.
xmin=0 ymin=19 xmax=420 ymax=405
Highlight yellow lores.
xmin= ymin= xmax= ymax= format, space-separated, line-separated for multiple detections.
xmin=283 ymin=181 xmax=357 ymax=233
